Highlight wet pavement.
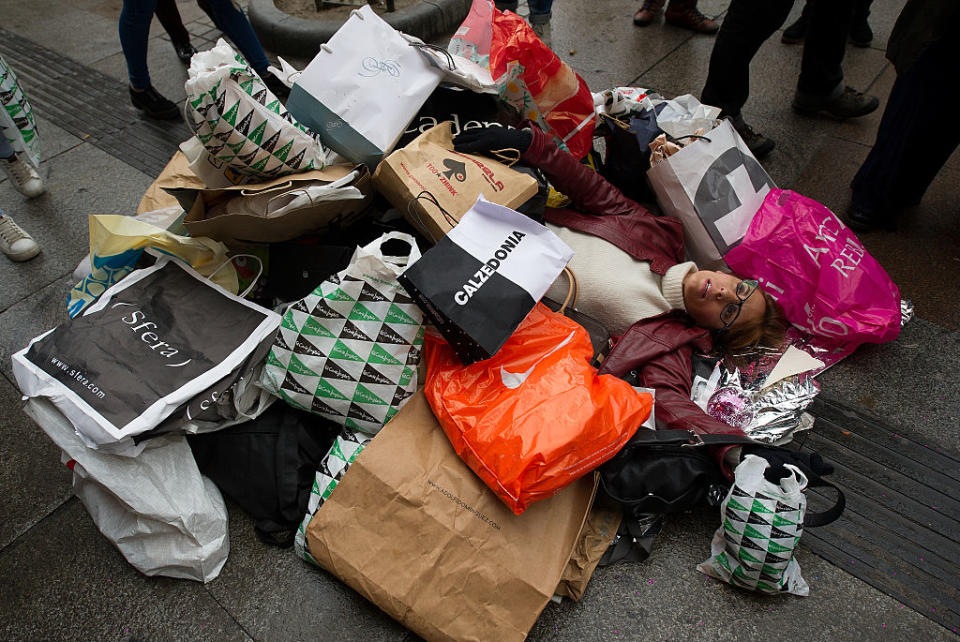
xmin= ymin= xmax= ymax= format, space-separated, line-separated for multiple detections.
xmin=1 ymin=0 xmax=958 ymax=639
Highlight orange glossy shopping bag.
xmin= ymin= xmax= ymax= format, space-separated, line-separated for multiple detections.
xmin=424 ymin=303 xmax=653 ymax=514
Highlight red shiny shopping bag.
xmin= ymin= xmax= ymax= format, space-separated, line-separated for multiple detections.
xmin=424 ymin=303 xmax=653 ymax=514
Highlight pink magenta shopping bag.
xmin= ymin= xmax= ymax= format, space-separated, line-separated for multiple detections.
xmin=725 ymin=189 xmax=901 ymax=345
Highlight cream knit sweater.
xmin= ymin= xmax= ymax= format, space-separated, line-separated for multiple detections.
xmin=544 ymin=223 xmax=697 ymax=335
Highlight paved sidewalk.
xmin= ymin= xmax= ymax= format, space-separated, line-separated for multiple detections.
xmin=0 ymin=0 xmax=957 ymax=640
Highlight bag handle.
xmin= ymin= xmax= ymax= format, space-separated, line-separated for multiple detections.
xmin=557 ymin=266 xmax=579 ymax=314
xmin=626 ymin=429 xmax=758 ymax=448
xmin=362 ymin=231 xmax=422 ymax=267
xmin=802 ymin=479 xmax=846 ymax=527
xmin=209 ymin=253 xmax=264 ymax=298
xmin=598 ymin=112 xmax=631 ymax=131
xmin=489 ymin=148 xmax=520 ymax=167
xmin=410 ymin=42 xmax=456 ymax=70
xmin=239 ymin=181 xmax=295 ymax=197
xmin=407 ymin=190 xmax=459 ymax=243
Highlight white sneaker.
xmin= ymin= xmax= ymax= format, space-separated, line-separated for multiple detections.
xmin=0 ymin=213 xmax=40 ymax=261
xmin=2 ymin=154 xmax=45 ymax=199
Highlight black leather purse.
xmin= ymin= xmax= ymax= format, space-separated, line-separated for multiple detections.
xmin=599 ymin=429 xmax=846 ymax=526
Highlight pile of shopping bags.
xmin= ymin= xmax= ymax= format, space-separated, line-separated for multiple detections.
xmin=10 ymin=0 xmax=903 ymax=638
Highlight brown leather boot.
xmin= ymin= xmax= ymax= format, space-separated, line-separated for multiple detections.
xmin=633 ymin=0 xmax=666 ymax=26
xmin=664 ymin=0 xmax=719 ymax=33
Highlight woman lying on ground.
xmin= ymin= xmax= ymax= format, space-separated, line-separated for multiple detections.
xmin=454 ymin=125 xmax=789 ymax=475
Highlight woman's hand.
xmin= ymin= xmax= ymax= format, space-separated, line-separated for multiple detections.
xmin=453 ymin=126 xmax=533 ymax=156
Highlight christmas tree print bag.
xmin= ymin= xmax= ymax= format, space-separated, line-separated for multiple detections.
xmin=261 ymin=232 xmax=425 ymax=434
xmin=697 ymin=454 xmax=810 ymax=596
xmin=185 ymin=39 xmax=328 ymax=185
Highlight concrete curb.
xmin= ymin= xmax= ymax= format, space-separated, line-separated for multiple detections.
xmin=249 ymin=0 xmax=471 ymax=59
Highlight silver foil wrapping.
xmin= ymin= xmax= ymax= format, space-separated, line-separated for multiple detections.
xmin=702 ymin=356 xmax=821 ymax=445
xmin=901 ymin=298 xmax=914 ymax=327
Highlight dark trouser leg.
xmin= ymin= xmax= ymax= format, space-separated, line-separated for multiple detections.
xmin=796 ymin=0 xmax=853 ymax=96
xmin=119 ymin=0 xmax=161 ymax=90
xmin=154 ymin=0 xmax=191 ymax=46
xmin=851 ymin=39 xmax=960 ymax=220
xmin=701 ymin=0 xmax=793 ymax=117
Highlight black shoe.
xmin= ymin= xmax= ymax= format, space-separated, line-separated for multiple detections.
xmin=849 ymin=20 xmax=873 ymax=47
xmin=844 ymin=206 xmax=895 ymax=233
xmin=792 ymin=86 xmax=879 ymax=119
xmin=726 ymin=113 xmax=775 ymax=159
xmin=173 ymin=41 xmax=198 ymax=65
xmin=781 ymin=15 xmax=806 ymax=44
xmin=129 ymin=86 xmax=180 ymax=120
xmin=262 ymin=73 xmax=290 ymax=101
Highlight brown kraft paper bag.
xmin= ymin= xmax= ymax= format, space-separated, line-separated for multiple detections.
xmin=306 ymin=391 xmax=595 ymax=642
xmin=555 ymin=503 xmax=621 ymax=601
xmin=372 ymin=121 xmax=539 ymax=242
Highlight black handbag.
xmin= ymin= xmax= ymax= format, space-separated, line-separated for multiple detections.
xmin=599 ymin=429 xmax=846 ymax=526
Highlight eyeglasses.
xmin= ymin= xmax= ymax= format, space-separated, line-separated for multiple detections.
xmin=719 ymin=279 xmax=759 ymax=330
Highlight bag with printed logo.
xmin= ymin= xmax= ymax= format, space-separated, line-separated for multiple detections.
xmin=12 ymin=257 xmax=282 ymax=456
xmin=647 ymin=118 xmax=774 ymax=270
xmin=724 ymin=189 xmax=901 ymax=346
xmin=423 ymin=303 xmax=653 ymax=514
xmin=398 ymin=195 xmax=573 ymax=365
xmin=286 ymin=4 xmax=444 ymax=168
xmin=373 ymin=122 xmax=539 ymax=242
xmin=260 ymin=232 xmax=426 ymax=434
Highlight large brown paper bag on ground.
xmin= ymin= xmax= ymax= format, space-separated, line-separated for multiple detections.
xmin=372 ymin=122 xmax=539 ymax=243
xmin=306 ymin=391 xmax=595 ymax=642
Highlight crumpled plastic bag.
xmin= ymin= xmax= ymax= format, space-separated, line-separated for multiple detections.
xmin=655 ymin=94 xmax=721 ymax=140
xmin=698 ymin=454 xmax=810 ymax=596
xmin=24 ymin=397 xmax=229 ymax=583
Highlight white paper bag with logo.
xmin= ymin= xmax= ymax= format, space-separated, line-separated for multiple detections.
xmin=259 ymin=232 xmax=426 ymax=435
xmin=646 ymin=119 xmax=775 ymax=270
xmin=286 ymin=4 xmax=445 ymax=168
xmin=12 ymin=257 xmax=282 ymax=456
xmin=398 ymin=195 xmax=574 ymax=365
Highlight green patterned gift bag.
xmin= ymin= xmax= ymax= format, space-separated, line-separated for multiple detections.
xmin=0 ymin=55 xmax=41 ymax=168
xmin=184 ymin=39 xmax=327 ymax=184
xmin=698 ymin=454 xmax=810 ymax=596
xmin=261 ymin=232 xmax=425 ymax=435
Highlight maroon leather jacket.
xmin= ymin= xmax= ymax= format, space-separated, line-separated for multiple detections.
xmin=522 ymin=129 xmax=743 ymax=475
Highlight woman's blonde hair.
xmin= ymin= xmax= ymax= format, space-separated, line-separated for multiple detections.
xmin=713 ymin=290 xmax=788 ymax=354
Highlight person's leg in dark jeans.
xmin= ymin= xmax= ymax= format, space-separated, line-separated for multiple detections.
xmin=847 ymin=39 xmax=960 ymax=231
xmin=119 ymin=0 xmax=180 ymax=119
xmin=792 ymin=0 xmax=878 ymax=117
xmin=700 ymin=0 xmax=792 ymax=157
xmin=528 ymin=0 xmax=553 ymax=46
xmin=153 ymin=0 xmax=198 ymax=64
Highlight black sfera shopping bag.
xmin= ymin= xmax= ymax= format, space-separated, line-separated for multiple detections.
xmin=12 ymin=257 xmax=281 ymax=455
xmin=398 ymin=195 xmax=573 ymax=364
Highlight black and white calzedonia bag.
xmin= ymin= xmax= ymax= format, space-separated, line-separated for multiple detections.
xmin=13 ymin=257 xmax=281 ymax=456
xmin=399 ymin=195 xmax=573 ymax=364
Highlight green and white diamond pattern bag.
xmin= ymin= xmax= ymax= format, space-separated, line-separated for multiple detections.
xmin=261 ymin=232 xmax=425 ymax=434
xmin=184 ymin=39 xmax=328 ymax=185
xmin=698 ymin=454 xmax=810 ymax=596
xmin=0 ymin=55 xmax=41 ymax=168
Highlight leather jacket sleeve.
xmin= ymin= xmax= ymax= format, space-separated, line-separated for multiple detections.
xmin=521 ymin=126 xmax=649 ymax=218
xmin=600 ymin=315 xmax=743 ymax=479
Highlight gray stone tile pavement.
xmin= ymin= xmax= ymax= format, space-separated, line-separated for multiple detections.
xmin=2 ymin=0 xmax=958 ymax=639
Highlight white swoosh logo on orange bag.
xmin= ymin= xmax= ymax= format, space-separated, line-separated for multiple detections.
xmin=499 ymin=330 xmax=577 ymax=389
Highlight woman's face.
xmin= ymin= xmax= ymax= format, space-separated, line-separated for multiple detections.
xmin=682 ymin=270 xmax=766 ymax=330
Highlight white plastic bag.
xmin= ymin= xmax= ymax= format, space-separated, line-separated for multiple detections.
xmin=654 ymin=94 xmax=721 ymax=140
xmin=697 ymin=454 xmax=810 ymax=596
xmin=185 ymin=39 xmax=328 ymax=185
xmin=24 ymin=398 xmax=229 ymax=583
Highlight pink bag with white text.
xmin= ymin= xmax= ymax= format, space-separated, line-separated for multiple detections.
xmin=724 ymin=189 xmax=900 ymax=345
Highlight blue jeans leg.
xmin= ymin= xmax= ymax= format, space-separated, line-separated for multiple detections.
xmin=204 ymin=0 xmax=270 ymax=74
xmin=0 ymin=135 xmax=14 ymax=159
xmin=528 ymin=0 xmax=553 ymax=23
xmin=119 ymin=0 xmax=160 ymax=90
